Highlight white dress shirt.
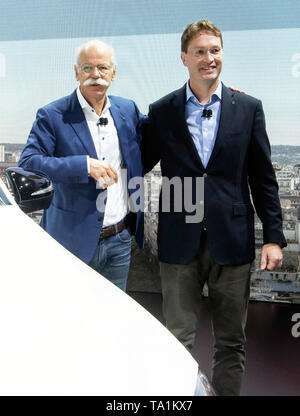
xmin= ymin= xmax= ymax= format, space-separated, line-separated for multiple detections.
xmin=76 ymin=87 xmax=128 ymax=227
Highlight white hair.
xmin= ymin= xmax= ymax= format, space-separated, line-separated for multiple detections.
xmin=76 ymin=39 xmax=116 ymax=68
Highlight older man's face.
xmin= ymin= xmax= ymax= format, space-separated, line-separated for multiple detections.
xmin=74 ymin=45 xmax=116 ymax=105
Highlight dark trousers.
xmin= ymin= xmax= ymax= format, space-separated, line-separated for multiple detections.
xmin=160 ymin=232 xmax=251 ymax=396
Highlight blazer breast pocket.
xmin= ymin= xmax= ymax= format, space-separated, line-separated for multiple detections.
xmin=225 ymin=128 xmax=251 ymax=143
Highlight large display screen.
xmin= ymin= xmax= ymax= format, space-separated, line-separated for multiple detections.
xmin=0 ymin=0 xmax=299 ymax=145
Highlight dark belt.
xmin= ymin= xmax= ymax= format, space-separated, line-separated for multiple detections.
xmin=100 ymin=219 xmax=127 ymax=238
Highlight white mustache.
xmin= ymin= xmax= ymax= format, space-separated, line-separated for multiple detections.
xmin=83 ymin=78 xmax=109 ymax=87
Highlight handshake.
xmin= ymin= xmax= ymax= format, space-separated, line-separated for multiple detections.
xmin=89 ymin=158 xmax=118 ymax=189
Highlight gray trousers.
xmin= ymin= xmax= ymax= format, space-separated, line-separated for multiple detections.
xmin=160 ymin=232 xmax=251 ymax=396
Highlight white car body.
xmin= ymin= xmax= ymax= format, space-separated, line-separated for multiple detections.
xmin=0 ymin=177 xmax=211 ymax=396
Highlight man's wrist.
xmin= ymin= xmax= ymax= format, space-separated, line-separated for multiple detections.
xmin=263 ymin=242 xmax=284 ymax=249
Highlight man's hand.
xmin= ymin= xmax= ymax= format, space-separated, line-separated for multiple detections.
xmin=228 ymin=86 xmax=245 ymax=94
xmin=260 ymin=243 xmax=283 ymax=270
xmin=89 ymin=158 xmax=118 ymax=188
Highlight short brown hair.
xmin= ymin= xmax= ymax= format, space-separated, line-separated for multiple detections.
xmin=181 ymin=20 xmax=223 ymax=52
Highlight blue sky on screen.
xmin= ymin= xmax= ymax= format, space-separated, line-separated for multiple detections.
xmin=0 ymin=0 xmax=299 ymax=144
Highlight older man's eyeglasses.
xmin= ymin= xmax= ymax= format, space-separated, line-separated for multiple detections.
xmin=80 ymin=64 xmax=112 ymax=75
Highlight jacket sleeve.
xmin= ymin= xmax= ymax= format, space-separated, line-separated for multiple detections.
xmin=18 ymin=107 xmax=89 ymax=184
xmin=141 ymin=104 xmax=162 ymax=175
xmin=132 ymin=101 xmax=146 ymax=146
xmin=248 ymin=100 xmax=287 ymax=247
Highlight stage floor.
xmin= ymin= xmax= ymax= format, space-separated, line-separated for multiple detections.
xmin=128 ymin=292 xmax=300 ymax=396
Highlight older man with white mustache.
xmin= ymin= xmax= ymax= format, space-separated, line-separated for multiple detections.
xmin=83 ymin=77 xmax=109 ymax=87
xmin=19 ymin=40 xmax=144 ymax=291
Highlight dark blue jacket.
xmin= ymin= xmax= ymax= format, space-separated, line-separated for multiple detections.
xmin=142 ymin=83 xmax=286 ymax=265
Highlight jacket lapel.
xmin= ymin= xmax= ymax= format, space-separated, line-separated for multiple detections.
xmin=170 ymin=85 xmax=205 ymax=170
xmin=206 ymin=84 xmax=236 ymax=169
xmin=64 ymin=90 xmax=98 ymax=159
xmin=109 ymin=99 xmax=130 ymax=165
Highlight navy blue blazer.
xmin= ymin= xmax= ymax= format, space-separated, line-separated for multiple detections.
xmin=19 ymin=90 xmax=144 ymax=263
xmin=142 ymin=83 xmax=286 ymax=265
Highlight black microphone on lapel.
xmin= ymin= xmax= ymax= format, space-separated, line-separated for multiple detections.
xmin=201 ymin=109 xmax=213 ymax=119
xmin=97 ymin=117 xmax=108 ymax=126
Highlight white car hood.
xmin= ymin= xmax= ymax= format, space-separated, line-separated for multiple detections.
xmin=0 ymin=188 xmax=199 ymax=395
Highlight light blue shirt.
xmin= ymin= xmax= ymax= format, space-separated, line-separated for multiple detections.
xmin=185 ymin=81 xmax=222 ymax=168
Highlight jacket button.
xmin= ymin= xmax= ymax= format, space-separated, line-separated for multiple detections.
xmin=203 ymin=173 xmax=208 ymax=178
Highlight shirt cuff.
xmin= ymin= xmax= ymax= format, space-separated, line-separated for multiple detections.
xmin=87 ymin=155 xmax=90 ymax=176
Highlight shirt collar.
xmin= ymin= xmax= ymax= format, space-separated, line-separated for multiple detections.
xmin=186 ymin=80 xmax=222 ymax=105
xmin=76 ymin=86 xmax=111 ymax=114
